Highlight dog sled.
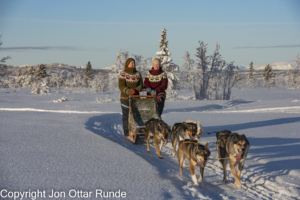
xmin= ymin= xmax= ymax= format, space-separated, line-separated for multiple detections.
xmin=126 ymin=90 xmax=160 ymax=144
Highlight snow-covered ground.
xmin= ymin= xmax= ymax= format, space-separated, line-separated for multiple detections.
xmin=1 ymin=88 xmax=300 ymax=200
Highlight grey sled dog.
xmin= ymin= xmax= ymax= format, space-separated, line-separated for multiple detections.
xmin=216 ymin=130 xmax=250 ymax=188
xmin=145 ymin=118 xmax=171 ymax=159
xmin=170 ymin=120 xmax=203 ymax=157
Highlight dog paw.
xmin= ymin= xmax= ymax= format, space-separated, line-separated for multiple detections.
xmin=172 ymin=153 xmax=175 ymax=157
xmin=147 ymin=150 xmax=150 ymax=153
xmin=235 ymin=182 xmax=242 ymax=188
xmin=222 ymin=180 xmax=228 ymax=183
xmin=159 ymin=156 xmax=163 ymax=159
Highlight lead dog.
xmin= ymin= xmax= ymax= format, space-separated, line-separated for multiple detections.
xmin=171 ymin=120 xmax=203 ymax=157
xmin=177 ymin=139 xmax=211 ymax=185
xmin=216 ymin=130 xmax=250 ymax=188
xmin=145 ymin=118 xmax=171 ymax=159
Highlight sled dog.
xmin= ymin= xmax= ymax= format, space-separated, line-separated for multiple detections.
xmin=145 ymin=118 xmax=171 ymax=159
xmin=177 ymin=139 xmax=210 ymax=185
xmin=216 ymin=130 xmax=250 ymax=188
xmin=170 ymin=120 xmax=203 ymax=157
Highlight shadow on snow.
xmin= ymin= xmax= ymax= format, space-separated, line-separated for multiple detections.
xmin=84 ymin=113 xmax=226 ymax=199
xmin=85 ymin=114 xmax=300 ymax=199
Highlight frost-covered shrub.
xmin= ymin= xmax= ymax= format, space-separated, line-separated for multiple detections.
xmin=31 ymin=83 xmax=40 ymax=94
xmin=40 ymin=81 xmax=50 ymax=95
xmin=52 ymin=96 xmax=71 ymax=103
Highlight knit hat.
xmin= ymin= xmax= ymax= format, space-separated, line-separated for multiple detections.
xmin=125 ymin=58 xmax=135 ymax=69
xmin=124 ymin=58 xmax=136 ymax=74
xmin=152 ymin=58 xmax=160 ymax=65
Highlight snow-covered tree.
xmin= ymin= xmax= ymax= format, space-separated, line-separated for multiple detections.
xmin=113 ymin=50 xmax=130 ymax=73
xmin=290 ymin=54 xmax=300 ymax=88
xmin=84 ymin=61 xmax=93 ymax=87
xmin=137 ymin=57 xmax=152 ymax=78
xmin=154 ymin=29 xmax=180 ymax=99
xmin=182 ymin=51 xmax=194 ymax=71
xmin=156 ymin=28 xmax=178 ymax=72
xmin=195 ymin=41 xmax=210 ymax=99
xmin=31 ymin=82 xmax=40 ymax=94
xmin=193 ymin=41 xmax=237 ymax=100
xmin=36 ymin=64 xmax=47 ymax=79
xmin=27 ymin=66 xmax=35 ymax=77
xmin=263 ymin=64 xmax=274 ymax=88
xmin=16 ymin=68 xmax=24 ymax=87
xmin=40 ymin=80 xmax=50 ymax=95
xmin=222 ymin=62 xmax=239 ymax=100
xmin=248 ymin=61 xmax=254 ymax=79
xmin=91 ymin=71 xmax=108 ymax=93
xmin=293 ymin=53 xmax=300 ymax=73
xmin=247 ymin=61 xmax=255 ymax=88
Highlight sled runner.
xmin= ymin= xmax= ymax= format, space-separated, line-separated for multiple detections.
xmin=126 ymin=90 xmax=160 ymax=144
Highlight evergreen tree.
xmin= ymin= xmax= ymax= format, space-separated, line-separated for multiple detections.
xmin=27 ymin=66 xmax=35 ymax=76
xmin=37 ymin=64 xmax=47 ymax=79
xmin=263 ymin=64 xmax=274 ymax=88
xmin=248 ymin=61 xmax=254 ymax=79
xmin=84 ymin=61 xmax=93 ymax=87
xmin=247 ymin=61 xmax=255 ymax=88
xmin=155 ymin=28 xmax=178 ymax=72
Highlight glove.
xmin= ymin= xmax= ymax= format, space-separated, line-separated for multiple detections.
xmin=146 ymin=88 xmax=152 ymax=93
xmin=151 ymin=90 xmax=156 ymax=96
xmin=129 ymin=89 xmax=136 ymax=95
xmin=126 ymin=89 xmax=136 ymax=95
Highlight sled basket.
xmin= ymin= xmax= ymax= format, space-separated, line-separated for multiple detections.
xmin=126 ymin=91 xmax=160 ymax=143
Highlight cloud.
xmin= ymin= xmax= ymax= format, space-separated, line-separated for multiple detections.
xmin=0 ymin=46 xmax=80 ymax=51
xmin=233 ymin=45 xmax=300 ymax=49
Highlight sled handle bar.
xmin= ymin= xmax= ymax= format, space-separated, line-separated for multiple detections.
xmin=129 ymin=89 xmax=156 ymax=98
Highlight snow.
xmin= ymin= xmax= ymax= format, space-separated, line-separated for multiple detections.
xmin=238 ymin=61 xmax=297 ymax=71
xmin=1 ymin=88 xmax=300 ymax=200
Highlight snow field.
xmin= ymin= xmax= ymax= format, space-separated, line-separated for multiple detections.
xmin=1 ymin=88 xmax=300 ymax=199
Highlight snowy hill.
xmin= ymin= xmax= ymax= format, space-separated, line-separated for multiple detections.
xmin=239 ymin=61 xmax=296 ymax=71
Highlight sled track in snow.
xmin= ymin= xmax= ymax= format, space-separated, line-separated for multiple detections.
xmin=1 ymin=106 xmax=300 ymax=114
xmin=0 ymin=108 xmax=121 ymax=114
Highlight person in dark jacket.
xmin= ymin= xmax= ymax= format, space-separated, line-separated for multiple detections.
xmin=118 ymin=58 xmax=143 ymax=136
xmin=144 ymin=58 xmax=168 ymax=117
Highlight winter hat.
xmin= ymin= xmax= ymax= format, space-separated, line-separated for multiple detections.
xmin=124 ymin=58 xmax=136 ymax=74
xmin=152 ymin=58 xmax=160 ymax=65
xmin=124 ymin=58 xmax=135 ymax=69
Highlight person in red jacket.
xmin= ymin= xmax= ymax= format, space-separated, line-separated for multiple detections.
xmin=144 ymin=58 xmax=168 ymax=117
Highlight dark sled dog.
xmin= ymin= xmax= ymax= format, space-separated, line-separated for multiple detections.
xmin=145 ymin=118 xmax=171 ymax=159
xmin=216 ymin=130 xmax=250 ymax=188
xmin=171 ymin=120 xmax=203 ymax=157
xmin=177 ymin=139 xmax=211 ymax=185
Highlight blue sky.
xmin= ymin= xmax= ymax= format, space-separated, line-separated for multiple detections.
xmin=0 ymin=0 xmax=299 ymax=69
